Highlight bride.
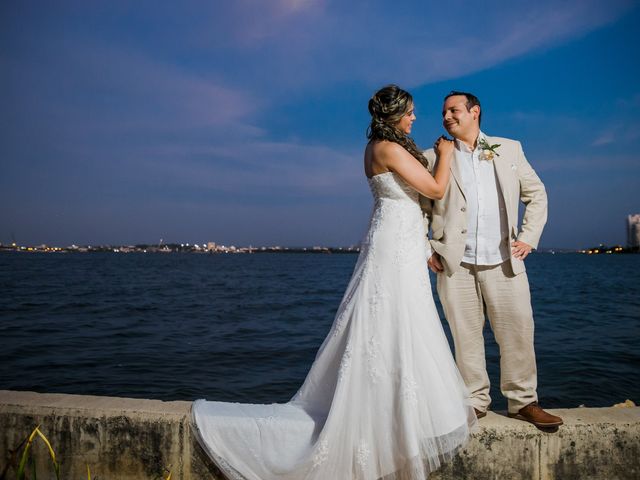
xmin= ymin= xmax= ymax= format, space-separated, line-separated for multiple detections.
xmin=192 ymin=85 xmax=476 ymax=480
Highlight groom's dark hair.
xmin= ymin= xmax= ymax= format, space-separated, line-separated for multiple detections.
xmin=445 ymin=91 xmax=481 ymax=126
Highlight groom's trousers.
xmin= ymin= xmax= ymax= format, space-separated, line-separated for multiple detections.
xmin=436 ymin=260 xmax=538 ymax=414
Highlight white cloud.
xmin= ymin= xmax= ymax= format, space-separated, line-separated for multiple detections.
xmin=591 ymin=132 xmax=616 ymax=146
xmin=533 ymin=152 xmax=638 ymax=174
xmin=2 ymin=37 xmax=263 ymax=144
xmin=590 ymin=124 xmax=640 ymax=147
xmin=134 ymin=140 xmax=363 ymax=198
xmin=188 ymin=0 xmax=635 ymax=89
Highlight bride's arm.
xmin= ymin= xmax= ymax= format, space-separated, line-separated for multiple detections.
xmin=383 ymin=140 xmax=453 ymax=200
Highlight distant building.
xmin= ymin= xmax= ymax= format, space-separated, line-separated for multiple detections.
xmin=627 ymin=214 xmax=640 ymax=248
xmin=207 ymin=242 xmax=217 ymax=252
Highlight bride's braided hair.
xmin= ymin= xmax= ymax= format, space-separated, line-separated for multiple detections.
xmin=367 ymin=85 xmax=427 ymax=168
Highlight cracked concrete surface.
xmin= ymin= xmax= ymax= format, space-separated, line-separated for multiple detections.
xmin=1 ymin=390 xmax=638 ymax=479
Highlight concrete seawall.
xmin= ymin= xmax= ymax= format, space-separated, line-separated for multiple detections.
xmin=1 ymin=390 xmax=638 ymax=479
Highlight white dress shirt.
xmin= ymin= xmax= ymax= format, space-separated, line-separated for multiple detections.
xmin=456 ymin=132 xmax=509 ymax=266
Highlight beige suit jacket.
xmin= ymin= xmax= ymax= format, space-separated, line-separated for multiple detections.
xmin=420 ymin=135 xmax=547 ymax=276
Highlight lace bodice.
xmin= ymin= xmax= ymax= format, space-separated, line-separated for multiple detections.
xmin=361 ymin=171 xmax=425 ymax=261
xmin=367 ymin=171 xmax=419 ymax=204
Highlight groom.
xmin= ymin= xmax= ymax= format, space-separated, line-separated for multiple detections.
xmin=420 ymin=91 xmax=562 ymax=428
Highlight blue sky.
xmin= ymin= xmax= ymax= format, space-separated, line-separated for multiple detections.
xmin=1 ymin=0 xmax=639 ymax=248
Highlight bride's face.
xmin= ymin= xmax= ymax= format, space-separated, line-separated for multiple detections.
xmin=396 ymin=103 xmax=416 ymax=135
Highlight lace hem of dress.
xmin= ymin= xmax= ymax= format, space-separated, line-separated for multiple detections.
xmin=378 ymin=421 xmax=472 ymax=480
xmin=191 ymin=400 xmax=474 ymax=480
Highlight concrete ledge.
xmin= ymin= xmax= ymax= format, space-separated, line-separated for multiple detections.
xmin=1 ymin=390 xmax=638 ymax=479
xmin=432 ymin=407 xmax=639 ymax=480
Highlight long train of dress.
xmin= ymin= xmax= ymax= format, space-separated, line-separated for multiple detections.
xmin=192 ymin=172 xmax=476 ymax=479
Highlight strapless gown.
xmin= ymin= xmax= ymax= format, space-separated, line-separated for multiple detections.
xmin=192 ymin=172 xmax=476 ymax=480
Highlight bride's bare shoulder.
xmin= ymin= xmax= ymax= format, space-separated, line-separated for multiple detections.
xmin=368 ymin=140 xmax=403 ymax=158
xmin=365 ymin=140 xmax=398 ymax=176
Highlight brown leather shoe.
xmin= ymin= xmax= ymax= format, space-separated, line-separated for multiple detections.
xmin=474 ymin=408 xmax=487 ymax=419
xmin=508 ymin=402 xmax=563 ymax=428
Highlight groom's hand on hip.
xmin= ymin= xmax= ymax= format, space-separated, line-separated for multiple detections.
xmin=511 ymin=240 xmax=533 ymax=260
xmin=428 ymin=253 xmax=444 ymax=273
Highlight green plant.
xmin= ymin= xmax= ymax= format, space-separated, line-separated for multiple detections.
xmin=17 ymin=426 xmax=60 ymax=480
xmin=3 ymin=425 xmax=173 ymax=480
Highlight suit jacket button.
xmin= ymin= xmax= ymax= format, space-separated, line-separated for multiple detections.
xmin=461 ymin=229 xmax=467 ymax=234
xmin=461 ymin=207 xmax=466 ymax=212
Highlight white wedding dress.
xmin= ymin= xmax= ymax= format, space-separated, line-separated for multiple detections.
xmin=192 ymin=171 xmax=476 ymax=480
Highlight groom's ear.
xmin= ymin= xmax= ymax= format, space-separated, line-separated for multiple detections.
xmin=470 ymin=105 xmax=480 ymax=121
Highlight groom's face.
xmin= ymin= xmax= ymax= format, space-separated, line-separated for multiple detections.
xmin=442 ymin=95 xmax=479 ymax=139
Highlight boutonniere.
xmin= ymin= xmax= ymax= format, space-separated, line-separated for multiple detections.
xmin=478 ymin=138 xmax=501 ymax=160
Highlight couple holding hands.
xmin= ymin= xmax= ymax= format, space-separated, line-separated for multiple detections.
xmin=192 ymin=85 xmax=561 ymax=480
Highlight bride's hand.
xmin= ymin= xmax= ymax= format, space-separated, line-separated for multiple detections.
xmin=434 ymin=136 xmax=454 ymax=160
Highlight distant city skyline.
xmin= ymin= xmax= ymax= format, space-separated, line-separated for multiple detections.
xmin=2 ymin=1 xmax=639 ymax=249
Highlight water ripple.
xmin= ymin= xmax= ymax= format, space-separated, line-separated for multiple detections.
xmin=0 ymin=252 xmax=638 ymax=409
